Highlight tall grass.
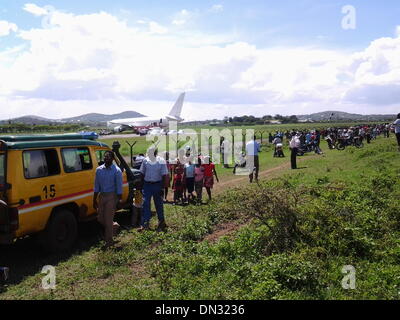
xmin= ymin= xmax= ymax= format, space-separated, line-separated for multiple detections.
xmin=1 ymin=136 xmax=399 ymax=299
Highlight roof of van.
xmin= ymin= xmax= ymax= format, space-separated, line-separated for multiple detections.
xmin=2 ymin=139 xmax=109 ymax=150
xmin=0 ymin=132 xmax=98 ymax=142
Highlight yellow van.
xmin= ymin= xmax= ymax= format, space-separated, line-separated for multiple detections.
xmin=0 ymin=133 xmax=132 ymax=252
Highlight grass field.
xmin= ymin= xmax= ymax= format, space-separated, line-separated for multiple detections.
xmin=1 ymin=134 xmax=399 ymax=300
xmin=99 ymin=122 xmax=377 ymax=157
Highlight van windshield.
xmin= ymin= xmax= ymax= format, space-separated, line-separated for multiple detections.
xmin=0 ymin=153 xmax=5 ymax=189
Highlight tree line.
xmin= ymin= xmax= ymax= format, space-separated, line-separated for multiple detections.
xmin=0 ymin=123 xmax=87 ymax=134
xmin=224 ymin=114 xmax=299 ymax=125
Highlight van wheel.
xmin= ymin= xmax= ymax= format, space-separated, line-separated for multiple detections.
xmin=44 ymin=209 xmax=78 ymax=253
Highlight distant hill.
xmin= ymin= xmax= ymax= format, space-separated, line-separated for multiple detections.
xmin=1 ymin=110 xmax=396 ymax=126
xmin=0 ymin=111 xmax=145 ymax=126
xmin=297 ymin=111 xmax=396 ymax=122
xmin=0 ymin=115 xmax=57 ymax=125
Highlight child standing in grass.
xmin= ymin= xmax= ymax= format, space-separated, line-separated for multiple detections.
xmin=202 ymin=156 xmax=219 ymax=202
xmin=172 ymin=159 xmax=185 ymax=204
xmin=194 ymin=157 xmax=205 ymax=204
xmin=184 ymin=158 xmax=196 ymax=203
xmin=163 ymin=152 xmax=173 ymax=203
xmin=131 ymin=189 xmax=143 ymax=227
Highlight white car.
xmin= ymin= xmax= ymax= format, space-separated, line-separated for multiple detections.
xmin=147 ymin=128 xmax=166 ymax=136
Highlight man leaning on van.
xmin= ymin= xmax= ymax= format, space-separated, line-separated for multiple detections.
xmin=93 ymin=150 xmax=123 ymax=248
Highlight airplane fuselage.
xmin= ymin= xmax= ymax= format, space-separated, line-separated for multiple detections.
xmin=108 ymin=116 xmax=182 ymax=128
xmin=107 ymin=92 xmax=186 ymax=132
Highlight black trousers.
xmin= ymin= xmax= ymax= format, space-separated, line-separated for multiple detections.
xmin=291 ymin=148 xmax=298 ymax=169
xmin=396 ymin=133 xmax=400 ymax=146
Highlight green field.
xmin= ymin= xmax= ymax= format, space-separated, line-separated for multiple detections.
xmin=100 ymin=121 xmax=381 ymax=156
xmin=1 ymin=133 xmax=399 ymax=300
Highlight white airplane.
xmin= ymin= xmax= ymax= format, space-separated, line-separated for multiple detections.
xmin=108 ymin=92 xmax=186 ymax=133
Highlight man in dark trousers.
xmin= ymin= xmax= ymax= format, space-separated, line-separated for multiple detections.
xmin=139 ymin=147 xmax=170 ymax=232
xmin=93 ymin=150 xmax=123 ymax=248
xmin=366 ymin=126 xmax=372 ymax=144
xmin=393 ymin=113 xmax=400 ymax=152
xmin=289 ymin=133 xmax=301 ymax=169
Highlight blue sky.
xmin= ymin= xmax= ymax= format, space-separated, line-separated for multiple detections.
xmin=2 ymin=0 xmax=399 ymax=49
xmin=0 ymin=1 xmax=399 ymax=119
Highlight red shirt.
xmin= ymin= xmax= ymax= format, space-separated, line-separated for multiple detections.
xmin=202 ymin=163 xmax=215 ymax=177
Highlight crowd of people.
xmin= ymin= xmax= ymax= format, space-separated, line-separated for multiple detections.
xmin=94 ymin=114 xmax=400 ymax=246
xmin=264 ymin=117 xmax=400 ymax=170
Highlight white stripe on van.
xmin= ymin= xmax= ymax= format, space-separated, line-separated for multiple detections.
xmin=19 ymin=183 xmax=129 ymax=215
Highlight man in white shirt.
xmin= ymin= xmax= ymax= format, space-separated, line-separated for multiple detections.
xmin=245 ymin=136 xmax=261 ymax=183
xmin=220 ymin=138 xmax=230 ymax=168
xmin=289 ymin=134 xmax=301 ymax=169
xmin=139 ymin=147 xmax=169 ymax=232
xmin=393 ymin=114 xmax=400 ymax=151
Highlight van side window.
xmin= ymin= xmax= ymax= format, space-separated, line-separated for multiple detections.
xmin=95 ymin=150 xmax=106 ymax=166
xmin=0 ymin=153 xmax=5 ymax=187
xmin=62 ymin=147 xmax=93 ymax=173
xmin=23 ymin=149 xmax=60 ymax=179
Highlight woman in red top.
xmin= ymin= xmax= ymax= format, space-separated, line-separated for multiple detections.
xmin=163 ymin=152 xmax=174 ymax=203
xmin=172 ymin=160 xmax=185 ymax=204
xmin=202 ymin=156 xmax=219 ymax=202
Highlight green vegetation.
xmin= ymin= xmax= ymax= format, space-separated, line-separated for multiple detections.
xmin=1 ymin=135 xmax=399 ymax=300
xmin=99 ymin=121 xmax=379 ymax=157
xmin=0 ymin=123 xmax=88 ymax=134
xmin=220 ymin=114 xmax=299 ymax=125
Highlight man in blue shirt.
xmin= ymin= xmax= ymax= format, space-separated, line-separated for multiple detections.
xmin=93 ymin=150 xmax=123 ymax=247
xmin=139 ymin=147 xmax=170 ymax=232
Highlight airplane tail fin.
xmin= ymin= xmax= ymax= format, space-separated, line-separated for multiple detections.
xmin=167 ymin=92 xmax=185 ymax=121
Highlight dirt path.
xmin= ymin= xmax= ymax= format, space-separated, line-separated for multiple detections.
xmin=200 ymin=154 xmax=320 ymax=243
xmin=212 ymin=154 xmax=318 ymax=195
xmin=202 ymin=222 xmax=244 ymax=243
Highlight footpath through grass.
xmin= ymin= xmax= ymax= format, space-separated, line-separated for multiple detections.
xmin=1 ymin=136 xmax=400 ymax=299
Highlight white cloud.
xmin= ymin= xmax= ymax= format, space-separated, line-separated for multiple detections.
xmin=0 ymin=20 xmax=18 ymax=37
xmin=23 ymin=3 xmax=49 ymax=16
xmin=171 ymin=9 xmax=197 ymax=27
xmin=172 ymin=20 xmax=186 ymax=26
xmin=210 ymin=5 xmax=224 ymax=13
xmin=148 ymin=21 xmax=168 ymax=34
xmin=1 ymin=7 xmax=400 ymax=120
xmin=180 ymin=9 xmax=190 ymax=16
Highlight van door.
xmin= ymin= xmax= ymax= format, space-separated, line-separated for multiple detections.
xmin=0 ymin=152 xmax=5 ymax=196
xmin=16 ymin=148 xmax=62 ymax=235
xmin=0 ymin=152 xmax=8 ymax=235
xmin=58 ymin=147 xmax=96 ymax=219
